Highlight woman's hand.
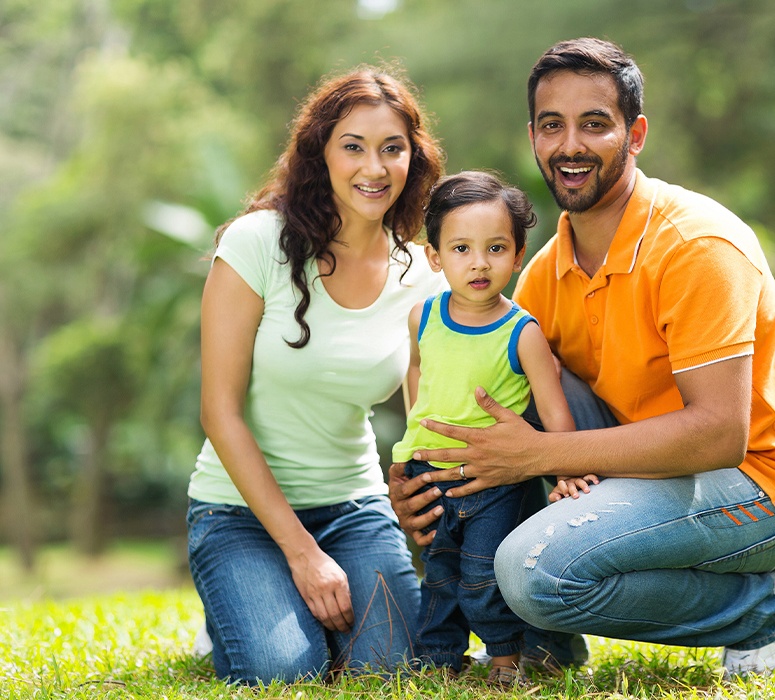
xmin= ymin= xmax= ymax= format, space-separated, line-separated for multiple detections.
xmin=287 ymin=545 xmax=354 ymax=633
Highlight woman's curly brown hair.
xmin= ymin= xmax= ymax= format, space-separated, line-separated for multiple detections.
xmin=215 ymin=64 xmax=444 ymax=348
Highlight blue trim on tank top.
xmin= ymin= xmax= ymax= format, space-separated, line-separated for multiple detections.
xmin=439 ymin=290 xmax=519 ymax=334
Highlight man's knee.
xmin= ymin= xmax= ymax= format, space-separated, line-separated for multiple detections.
xmin=494 ymin=531 xmax=560 ymax=630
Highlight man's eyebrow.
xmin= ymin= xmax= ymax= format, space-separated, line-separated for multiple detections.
xmin=581 ymin=109 xmax=614 ymax=120
xmin=536 ymin=110 xmax=562 ymax=122
xmin=536 ymin=109 xmax=614 ymax=121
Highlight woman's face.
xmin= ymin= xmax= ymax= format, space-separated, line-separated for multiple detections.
xmin=323 ymin=102 xmax=411 ymax=229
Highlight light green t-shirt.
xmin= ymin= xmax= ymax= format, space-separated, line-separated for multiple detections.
xmin=188 ymin=210 xmax=447 ymax=509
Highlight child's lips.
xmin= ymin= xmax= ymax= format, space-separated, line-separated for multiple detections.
xmin=469 ymin=278 xmax=490 ymax=289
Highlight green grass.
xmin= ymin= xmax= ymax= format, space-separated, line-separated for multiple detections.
xmin=0 ymin=545 xmax=771 ymax=698
xmin=2 ymin=587 xmax=774 ymax=699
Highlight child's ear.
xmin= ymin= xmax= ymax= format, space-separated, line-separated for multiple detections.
xmin=425 ymin=243 xmax=443 ymax=273
xmin=513 ymin=244 xmax=527 ymax=273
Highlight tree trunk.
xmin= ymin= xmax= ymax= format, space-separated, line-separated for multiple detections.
xmin=0 ymin=333 xmax=37 ymax=571
xmin=70 ymin=419 xmax=109 ymax=556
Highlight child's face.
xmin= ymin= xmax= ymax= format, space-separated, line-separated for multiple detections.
xmin=425 ymin=200 xmax=526 ymax=304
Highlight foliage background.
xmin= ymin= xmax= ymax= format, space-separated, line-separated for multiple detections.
xmin=2 ymin=0 xmax=774 ymax=570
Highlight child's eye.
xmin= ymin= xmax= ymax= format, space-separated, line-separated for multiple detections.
xmin=453 ymin=245 xmax=468 ymax=253
xmin=490 ymin=245 xmax=505 ymax=253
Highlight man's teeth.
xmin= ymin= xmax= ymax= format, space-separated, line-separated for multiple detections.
xmin=357 ymin=184 xmax=386 ymax=192
xmin=560 ymin=166 xmax=592 ymax=174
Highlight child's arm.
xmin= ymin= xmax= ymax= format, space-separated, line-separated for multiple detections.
xmin=516 ymin=321 xmax=575 ymax=433
xmin=518 ymin=322 xmax=600 ymax=499
xmin=405 ymin=301 xmax=424 ymax=410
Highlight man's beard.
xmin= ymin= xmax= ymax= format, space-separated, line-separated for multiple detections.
xmin=537 ymin=139 xmax=629 ymax=213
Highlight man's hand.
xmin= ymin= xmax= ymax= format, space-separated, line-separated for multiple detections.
xmin=387 ymin=462 xmax=445 ymax=546
xmin=410 ymin=387 xmax=545 ymax=497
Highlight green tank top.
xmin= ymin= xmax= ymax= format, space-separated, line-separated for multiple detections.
xmin=392 ymin=291 xmax=535 ymax=468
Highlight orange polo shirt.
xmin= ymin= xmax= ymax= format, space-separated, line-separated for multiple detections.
xmin=515 ymin=170 xmax=775 ymax=498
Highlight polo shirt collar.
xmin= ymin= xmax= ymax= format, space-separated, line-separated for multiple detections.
xmin=556 ymin=169 xmax=658 ymax=279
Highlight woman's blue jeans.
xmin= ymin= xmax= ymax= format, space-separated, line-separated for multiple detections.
xmin=187 ymin=495 xmax=420 ymax=685
xmin=497 ymin=370 xmax=775 ymax=651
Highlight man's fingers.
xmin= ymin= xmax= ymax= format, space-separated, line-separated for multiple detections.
xmin=411 ymin=444 xmax=469 ymax=465
xmin=388 ymin=462 xmax=408 ymax=481
xmin=418 ymin=418 xmax=472 ymax=443
xmin=409 ymin=504 xmax=443 ymax=531
xmin=411 ymin=529 xmax=436 ymax=547
xmin=474 ymin=386 xmax=514 ymax=420
xmin=391 ymin=470 xmax=434 ymax=499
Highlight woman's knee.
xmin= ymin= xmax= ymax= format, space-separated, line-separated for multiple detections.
xmin=217 ymin=636 xmax=330 ymax=685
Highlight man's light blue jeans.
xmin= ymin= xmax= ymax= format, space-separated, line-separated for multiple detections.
xmin=497 ymin=370 xmax=775 ymax=651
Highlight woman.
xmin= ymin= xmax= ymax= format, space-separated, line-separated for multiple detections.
xmin=186 ymin=65 xmax=445 ymax=685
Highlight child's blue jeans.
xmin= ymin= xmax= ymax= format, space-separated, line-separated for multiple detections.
xmin=405 ymin=459 xmax=527 ymax=671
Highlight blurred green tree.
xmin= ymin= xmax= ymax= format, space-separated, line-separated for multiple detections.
xmin=1 ymin=0 xmax=773 ymax=568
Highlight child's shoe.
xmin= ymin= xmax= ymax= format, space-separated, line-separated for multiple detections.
xmin=486 ymin=664 xmax=529 ymax=689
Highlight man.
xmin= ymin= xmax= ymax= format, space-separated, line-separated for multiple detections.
xmin=389 ymin=37 xmax=775 ymax=678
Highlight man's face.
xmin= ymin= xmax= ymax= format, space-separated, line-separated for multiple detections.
xmin=530 ymin=70 xmax=633 ymax=213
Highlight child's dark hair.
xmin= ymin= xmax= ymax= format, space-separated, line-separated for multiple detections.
xmin=425 ymin=170 xmax=537 ymax=251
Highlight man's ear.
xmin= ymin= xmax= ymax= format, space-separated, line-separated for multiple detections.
xmin=629 ymin=114 xmax=648 ymax=156
xmin=425 ymin=243 xmax=442 ymax=273
xmin=528 ymin=121 xmax=535 ymax=149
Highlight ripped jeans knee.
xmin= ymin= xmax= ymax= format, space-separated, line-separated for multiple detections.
xmin=495 ymin=470 xmax=775 ymax=648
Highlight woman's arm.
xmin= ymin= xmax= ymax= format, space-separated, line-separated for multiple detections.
xmin=200 ymin=258 xmax=354 ymax=632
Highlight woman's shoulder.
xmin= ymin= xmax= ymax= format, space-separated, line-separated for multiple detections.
xmin=219 ymin=209 xmax=284 ymax=249
xmin=214 ymin=210 xmax=286 ymax=294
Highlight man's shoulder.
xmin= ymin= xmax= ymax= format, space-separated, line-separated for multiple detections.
xmin=649 ymin=177 xmax=749 ymax=241
xmin=647 ymin=176 xmax=766 ymax=271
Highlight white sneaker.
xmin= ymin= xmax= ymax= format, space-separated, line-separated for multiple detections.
xmin=723 ymin=640 xmax=775 ymax=678
xmin=192 ymin=622 xmax=213 ymax=658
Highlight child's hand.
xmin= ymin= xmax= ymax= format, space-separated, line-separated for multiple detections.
xmin=549 ymin=474 xmax=600 ymax=502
